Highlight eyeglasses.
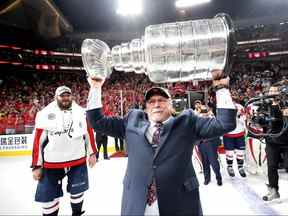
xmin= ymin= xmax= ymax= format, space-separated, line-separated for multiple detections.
xmin=147 ymin=98 xmax=168 ymax=105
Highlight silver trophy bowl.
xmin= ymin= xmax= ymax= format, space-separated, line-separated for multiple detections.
xmin=81 ymin=13 xmax=235 ymax=83
xmin=81 ymin=39 xmax=112 ymax=79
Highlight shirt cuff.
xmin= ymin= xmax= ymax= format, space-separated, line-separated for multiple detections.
xmin=86 ymin=87 xmax=102 ymax=110
xmin=216 ymin=88 xmax=235 ymax=109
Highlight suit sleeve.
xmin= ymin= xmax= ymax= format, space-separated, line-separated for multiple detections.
xmin=194 ymin=108 xmax=237 ymax=139
xmin=193 ymin=88 xmax=237 ymax=138
xmin=86 ymin=108 xmax=127 ymax=140
xmin=85 ymin=121 xmax=98 ymax=155
xmin=31 ymin=128 xmax=48 ymax=168
xmin=86 ymin=86 xmax=127 ymax=139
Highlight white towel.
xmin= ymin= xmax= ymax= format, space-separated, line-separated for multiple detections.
xmin=35 ymin=101 xmax=87 ymax=138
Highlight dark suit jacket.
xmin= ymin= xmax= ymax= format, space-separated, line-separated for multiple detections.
xmin=87 ymin=108 xmax=236 ymax=215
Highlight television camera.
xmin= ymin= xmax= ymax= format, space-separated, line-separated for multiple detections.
xmin=245 ymin=81 xmax=288 ymax=138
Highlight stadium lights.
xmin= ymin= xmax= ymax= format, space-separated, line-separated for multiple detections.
xmin=175 ymin=0 xmax=211 ymax=8
xmin=116 ymin=0 xmax=142 ymax=16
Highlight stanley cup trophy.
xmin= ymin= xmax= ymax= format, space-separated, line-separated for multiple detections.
xmin=81 ymin=13 xmax=235 ymax=83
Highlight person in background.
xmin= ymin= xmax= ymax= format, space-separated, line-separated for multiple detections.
xmin=0 ymin=112 xmax=6 ymax=135
xmin=95 ymin=132 xmax=109 ymax=160
xmin=114 ymin=137 xmax=124 ymax=152
xmin=262 ymin=85 xmax=288 ymax=201
xmin=223 ymin=93 xmax=247 ymax=178
xmin=31 ymin=86 xmax=97 ymax=216
xmin=193 ymin=100 xmax=202 ymax=113
xmin=24 ymin=99 xmax=41 ymax=134
xmin=5 ymin=112 xmax=16 ymax=134
xmin=196 ymin=104 xmax=223 ymax=186
xmin=15 ymin=112 xmax=25 ymax=134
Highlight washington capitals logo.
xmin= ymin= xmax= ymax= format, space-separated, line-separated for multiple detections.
xmin=51 ymin=121 xmax=74 ymax=138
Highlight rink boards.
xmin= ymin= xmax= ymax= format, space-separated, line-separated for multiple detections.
xmin=0 ymin=134 xmax=118 ymax=156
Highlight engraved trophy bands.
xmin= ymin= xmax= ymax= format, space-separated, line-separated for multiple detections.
xmin=81 ymin=13 xmax=235 ymax=83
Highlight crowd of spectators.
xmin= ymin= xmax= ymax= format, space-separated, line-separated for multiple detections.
xmin=0 ymin=62 xmax=287 ymax=135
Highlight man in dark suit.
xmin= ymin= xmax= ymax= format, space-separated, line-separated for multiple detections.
xmin=196 ymin=105 xmax=223 ymax=186
xmin=86 ymin=69 xmax=236 ymax=216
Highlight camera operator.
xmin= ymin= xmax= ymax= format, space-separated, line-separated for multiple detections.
xmin=262 ymin=85 xmax=288 ymax=201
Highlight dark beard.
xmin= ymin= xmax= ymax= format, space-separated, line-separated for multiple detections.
xmin=57 ymin=100 xmax=72 ymax=110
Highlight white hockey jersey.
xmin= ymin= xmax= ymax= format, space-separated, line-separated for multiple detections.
xmin=224 ymin=102 xmax=246 ymax=138
xmin=31 ymin=101 xmax=97 ymax=169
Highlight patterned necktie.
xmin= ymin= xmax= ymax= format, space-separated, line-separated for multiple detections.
xmin=151 ymin=122 xmax=163 ymax=149
xmin=147 ymin=122 xmax=163 ymax=206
